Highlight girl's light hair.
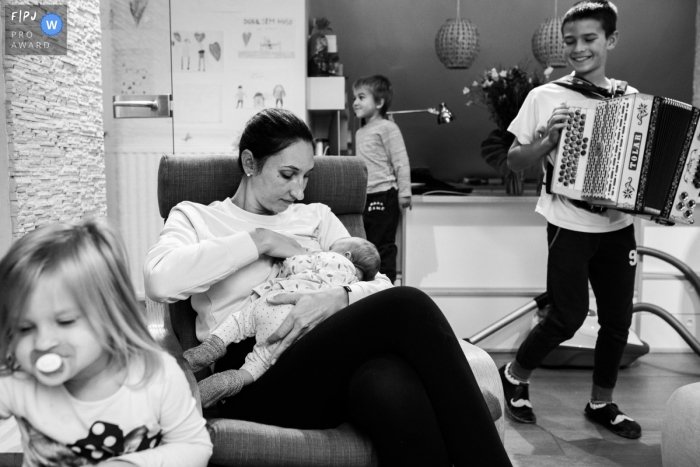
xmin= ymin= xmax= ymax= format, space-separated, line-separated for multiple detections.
xmin=0 ymin=219 xmax=163 ymax=384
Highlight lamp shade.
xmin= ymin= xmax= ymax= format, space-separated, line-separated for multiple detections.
xmin=437 ymin=103 xmax=454 ymax=124
xmin=532 ymin=17 xmax=566 ymax=68
xmin=435 ymin=18 xmax=480 ymax=70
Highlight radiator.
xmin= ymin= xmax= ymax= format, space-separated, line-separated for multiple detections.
xmin=110 ymin=152 xmax=164 ymax=300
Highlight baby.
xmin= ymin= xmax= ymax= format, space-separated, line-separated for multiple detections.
xmin=183 ymin=236 xmax=380 ymax=406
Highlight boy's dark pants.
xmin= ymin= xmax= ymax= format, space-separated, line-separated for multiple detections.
xmin=363 ymin=188 xmax=400 ymax=283
xmin=516 ymin=223 xmax=636 ymax=389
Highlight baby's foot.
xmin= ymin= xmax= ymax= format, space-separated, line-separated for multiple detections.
xmin=183 ymin=335 xmax=227 ymax=372
xmin=198 ymin=369 xmax=245 ymax=408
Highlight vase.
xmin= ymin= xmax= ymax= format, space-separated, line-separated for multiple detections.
xmin=480 ymin=128 xmax=514 ymax=175
xmin=504 ymin=171 xmax=524 ymax=196
xmin=308 ymin=19 xmax=332 ymax=76
xmin=481 ymin=128 xmax=525 ymax=195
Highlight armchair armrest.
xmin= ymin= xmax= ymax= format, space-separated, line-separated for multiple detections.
xmin=145 ymin=298 xmax=203 ymax=414
xmin=458 ymin=339 xmax=505 ymax=443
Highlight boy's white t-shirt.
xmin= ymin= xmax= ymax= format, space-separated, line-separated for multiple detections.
xmin=507 ymin=80 xmax=638 ymax=233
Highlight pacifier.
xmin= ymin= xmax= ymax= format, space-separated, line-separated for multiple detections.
xmin=36 ymin=353 xmax=63 ymax=373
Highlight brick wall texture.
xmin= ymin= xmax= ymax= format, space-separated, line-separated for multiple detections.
xmin=4 ymin=0 xmax=105 ymax=238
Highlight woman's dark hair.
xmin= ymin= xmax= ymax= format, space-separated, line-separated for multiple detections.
xmin=562 ymin=0 xmax=618 ymax=37
xmin=238 ymin=108 xmax=314 ymax=172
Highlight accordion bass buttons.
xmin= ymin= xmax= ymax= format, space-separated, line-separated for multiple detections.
xmin=682 ymin=210 xmax=693 ymax=220
xmin=679 ymin=192 xmax=689 ymax=201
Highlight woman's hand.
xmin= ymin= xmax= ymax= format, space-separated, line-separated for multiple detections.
xmin=265 ymin=287 xmax=349 ymax=363
xmin=249 ymin=228 xmax=307 ymax=259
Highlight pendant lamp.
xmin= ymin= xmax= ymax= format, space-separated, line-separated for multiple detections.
xmin=531 ymin=0 xmax=566 ymax=68
xmin=435 ymin=0 xmax=480 ymax=70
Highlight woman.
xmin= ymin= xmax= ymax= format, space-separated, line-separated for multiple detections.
xmin=144 ymin=109 xmax=511 ymax=467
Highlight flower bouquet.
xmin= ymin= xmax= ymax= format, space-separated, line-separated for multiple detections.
xmin=465 ymin=64 xmax=551 ymax=194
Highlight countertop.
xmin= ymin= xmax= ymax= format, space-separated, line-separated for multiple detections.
xmin=412 ymin=184 xmax=540 ymax=204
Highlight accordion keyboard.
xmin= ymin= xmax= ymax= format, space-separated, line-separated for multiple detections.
xmin=553 ymin=106 xmax=595 ymax=198
xmin=582 ymin=99 xmax=632 ymax=201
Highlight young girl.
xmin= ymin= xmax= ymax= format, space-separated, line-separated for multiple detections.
xmin=0 ymin=220 xmax=212 ymax=466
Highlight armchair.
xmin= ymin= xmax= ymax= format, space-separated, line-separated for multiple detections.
xmin=147 ymin=154 xmax=505 ymax=466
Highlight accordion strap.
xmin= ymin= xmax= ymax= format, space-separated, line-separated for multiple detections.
xmin=552 ymin=75 xmax=627 ymax=100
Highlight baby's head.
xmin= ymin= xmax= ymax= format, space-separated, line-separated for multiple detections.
xmin=329 ymin=237 xmax=380 ymax=281
xmin=0 ymin=219 xmax=161 ymax=386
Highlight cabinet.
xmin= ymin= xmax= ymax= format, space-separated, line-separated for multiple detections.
xmin=401 ymin=194 xmax=548 ymax=348
xmin=306 ymin=77 xmax=350 ymax=155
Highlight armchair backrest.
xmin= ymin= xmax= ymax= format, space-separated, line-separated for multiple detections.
xmin=156 ymin=154 xmax=369 ymax=366
xmin=158 ymin=154 xmax=368 ymax=238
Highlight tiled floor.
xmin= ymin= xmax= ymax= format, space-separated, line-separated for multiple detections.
xmin=493 ymin=352 xmax=700 ymax=467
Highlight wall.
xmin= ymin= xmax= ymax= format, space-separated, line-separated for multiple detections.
xmin=696 ymin=0 xmax=700 ymax=108
xmin=0 ymin=15 xmax=10 ymax=257
xmin=3 ymin=0 xmax=106 ymax=240
xmin=309 ymin=0 xmax=696 ymax=181
xmin=100 ymin=0 xmax=307 ymax=298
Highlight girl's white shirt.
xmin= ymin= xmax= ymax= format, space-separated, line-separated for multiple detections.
xmin=0 ymin=352 xmax=212 ymax=467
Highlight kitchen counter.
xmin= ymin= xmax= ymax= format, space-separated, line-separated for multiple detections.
xmin=399 ymin=190 xmax=547 ymax=348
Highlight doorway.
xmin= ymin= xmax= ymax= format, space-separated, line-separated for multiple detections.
xmin=100 ymin=0 xmax=307 ymax=297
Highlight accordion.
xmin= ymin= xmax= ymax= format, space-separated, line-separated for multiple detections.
xmin=551 ymin=93 xmax=700 ymax=225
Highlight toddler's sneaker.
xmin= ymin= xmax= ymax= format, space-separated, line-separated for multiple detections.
xmin=584 ymin=402 xmax=642 ymax=439
xmin=499 ymin=363 xmax=536 ymax=424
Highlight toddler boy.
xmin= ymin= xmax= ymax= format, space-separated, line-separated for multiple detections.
xmin=352 ymin=75 xmax=412 ymax=284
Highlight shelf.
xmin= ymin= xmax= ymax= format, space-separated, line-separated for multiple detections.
xmin=306 ymin=77 xmax=345 ymax=110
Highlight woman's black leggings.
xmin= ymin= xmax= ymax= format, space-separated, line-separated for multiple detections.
xmin=215 ymin=287 xmax=512 ymax=467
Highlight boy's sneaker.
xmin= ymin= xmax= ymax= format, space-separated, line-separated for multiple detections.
xmin=584 ymin=402 xmax=642 ymax=439
xmin=499 ymin=364 xmax=536 ymax=424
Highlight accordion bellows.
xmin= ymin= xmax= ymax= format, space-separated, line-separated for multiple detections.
xmin=552 ymin=94 xmax=700 ymax=225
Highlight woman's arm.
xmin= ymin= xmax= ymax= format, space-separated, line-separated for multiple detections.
xmin=144 ymin=206 xmax=306 ymax=303
xmin=264 ymin=286 xmax=349 ymax=364
xmin=144 ymin=208 xmax=259 ymax=302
